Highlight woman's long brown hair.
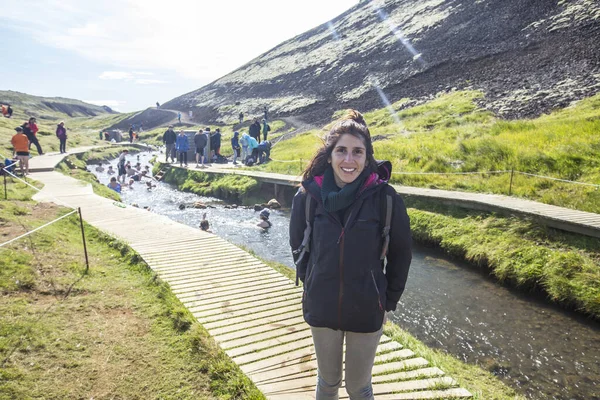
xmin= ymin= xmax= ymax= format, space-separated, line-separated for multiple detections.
xmin=302 ymin=109 xmax=377 ymax=181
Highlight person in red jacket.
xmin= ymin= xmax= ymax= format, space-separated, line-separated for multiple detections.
xmin=28 ymin=117 xmax=39 ymax=150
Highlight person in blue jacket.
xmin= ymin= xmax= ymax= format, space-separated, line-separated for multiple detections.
xmin=175 ymin=130 xmax=189 ymax=167
xmin=107 ymin=177 xmax=121 ymax=193
xmin=289 ymin=109 xmax=412 ymax=400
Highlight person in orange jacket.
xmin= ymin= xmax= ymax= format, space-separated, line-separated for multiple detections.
xmin=11 ymin=126 xmax=30 ymax=175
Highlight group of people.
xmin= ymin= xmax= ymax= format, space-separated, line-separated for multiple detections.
xmin=100 ymin=151 xmax=155 ymax=193
xmin=8 ymin=118 xmax=69 ymax=175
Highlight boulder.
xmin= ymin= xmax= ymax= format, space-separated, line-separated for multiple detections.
xmin=178 ymin=204 xmax=186 ymax=210
xmin=193 ymin=201 xmax=207 ymax=209
xmin=267 ymin=199 xmax=281 ymax=209
xmin=253 ymin=204 xmax=263 ymax=211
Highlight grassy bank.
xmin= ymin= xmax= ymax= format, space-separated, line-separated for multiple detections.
xmin=406 ymin=199 xmax=600 ymax=319
xmin=154 ymin=163 xmax=262 ymax=204
xmin=259 ymin=91 xmax=600 ymax=212
xmin=0 ymin=182 xmax=263 ymax=399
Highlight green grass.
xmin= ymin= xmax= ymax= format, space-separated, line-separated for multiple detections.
xmin=157 ymin=164 xmax=260 ymax=204
xmin=406 ymin=199 xmax=600 ymax=319
xmin=0 ymin=187 xmax=264 ymax=399
xmin=258 ymin=91 xmax=600 ymax=212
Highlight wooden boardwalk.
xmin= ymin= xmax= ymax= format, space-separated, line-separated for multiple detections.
xmin=26 ymin=148 xmax=472 ymax=399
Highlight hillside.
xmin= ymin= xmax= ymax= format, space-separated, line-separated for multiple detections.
xmin=0 ymin=90 xmax=115 ymax=120
xmin=163 ymin=0 xmax=600 ymax=125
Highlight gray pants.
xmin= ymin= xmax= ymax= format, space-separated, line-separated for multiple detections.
xmin=311 ymin=324 xmax=383 ymax=400
xmin=165 ymin=144 xmax=175 ymax=161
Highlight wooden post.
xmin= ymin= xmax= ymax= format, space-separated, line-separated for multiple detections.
xmin=3 ymin=173 xmax=6 ymax=200
xmin=78 ymin=208 xmax=90 ymax=274
xmin=509 ymin=168 xmax=514 ymax=196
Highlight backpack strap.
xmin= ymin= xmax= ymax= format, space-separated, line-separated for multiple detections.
xmin=379 ymin=188 xmax=393 ymax=261
xmin=294 ymin=194 xmax=315 ymax=286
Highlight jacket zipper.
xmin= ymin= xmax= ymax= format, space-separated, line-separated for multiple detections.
xmin=337 ymin=211 xmax=353 ymax=329
xmin=370 ymin=270 xmax=383 ymax=311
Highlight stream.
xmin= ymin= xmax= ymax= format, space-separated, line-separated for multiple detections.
xmin=91 ymin=152 xmax=600 ymax=400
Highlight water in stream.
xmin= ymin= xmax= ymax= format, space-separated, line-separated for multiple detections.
xmin=91 ymin=152 xmax=600 ymax=400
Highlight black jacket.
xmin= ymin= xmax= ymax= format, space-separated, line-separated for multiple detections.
xmin=249 ymin=122 xmax=261 ymax=139
xmin=289 ymin=165 xmax=412 ymax=333
xmin=210 ymin=132 xmax=221 ymax=150
xmin=194 ymin=132 xmax=207 ymax=149
xmin=163 ymin=129 xmax=176 ymax=145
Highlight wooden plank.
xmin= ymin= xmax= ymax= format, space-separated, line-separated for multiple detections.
xmin=193 ymin=290 xmax=302 ymax=319
xmin=233 ymin=336 xmax=315 ymax=365
xmin=374 ymin=388 xmax=472 ymax=399
xmin=225 ymin=327 xmax=312 ymax=359
xmin=171 ymin=275 xmax=290 ymax=295
xmin=198 ymin=297 xmax=301 ymax=324
xmin=156 ymin=261 xmax=267 ymax=279
xmin=167 ymin=267 xmax=285 ymax=288
xmin=202 ymin=303 xmax=302 ymax=331
xmin=178 ymin=280 xmax=293 ymax=304
xmin=215 ymin=316 xmax=307 ymax=344
xmin=209 ymin=311 xmax=303 ymax=337
xmin=153 ymin=259 xmax=263 ymax=274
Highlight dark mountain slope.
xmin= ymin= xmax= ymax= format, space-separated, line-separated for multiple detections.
xmin=163 ymin=0 xmax=599 ymax=125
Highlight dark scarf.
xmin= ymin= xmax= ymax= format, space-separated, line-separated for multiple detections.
xmin=320 ymin=166 xmax=369 ymax=213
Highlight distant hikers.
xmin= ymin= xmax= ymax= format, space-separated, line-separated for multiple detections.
xmin=249 ymin=118 xmax=261 ymax=142
xmin=128 ymin=126 xmax=134 ymax=143
xmin=188 ymin=110 xmax=193 ymax=118
xmin=262 ymin=118 xmax=271 ymax=141
xmin=177 ymin=112 xmax=181 ymax=123
xmin=22 ymin=120 xmax=43 ymax=155
xmin=11 ymin=126 xmax=30 ymax=175
xmin=194 ymin=128 xmax=207 ymax=168
xmin=107 ymin=177 xmax=121 ymax=193
xmin=162 ymin=125 xmax=177 ymax=163
xmin=176 ymin=130 xmax=189 ymax=167
xmin=257 ymin=209 xmax=272 ymax=229
xmin=28 ymin=117 xmax=39 ymax=151
xmin=263 ymin=106 xmax=268 ymax=121
xmin=231 ymin=131 xmax=240 ymax=165
xmin=117 ymin=149 xmax=129 ymax=183
xmin=156 ymin=101 xmax=160 ymax=109
xmin=238 ymin=112 xmax=244 ymax=124
xmin=56 ymin=121 xmax=67 ymax=153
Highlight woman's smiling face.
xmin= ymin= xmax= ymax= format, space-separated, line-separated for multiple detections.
xmin=329 ymin=133 xmax=367 ymax=188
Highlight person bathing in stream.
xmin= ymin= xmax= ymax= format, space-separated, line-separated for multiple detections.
xmin=199 ymin=213 xmax=212 ymax=232
xmin=257 ymin=209 xmax=272 ymax=229
xmin=107 ymin=165 xmax=115 ymax=175
xmin=289 ymin=109 xmax=412 ymax=400
xmin=107 ymin=177 xmax=121 ymax=193
xmin=95 ymin=163 xmax=105 ymax=172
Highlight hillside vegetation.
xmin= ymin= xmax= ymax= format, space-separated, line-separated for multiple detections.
xmin=262 ymin=90 xmax=600 ymax=213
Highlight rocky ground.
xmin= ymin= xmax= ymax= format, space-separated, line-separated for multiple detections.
xmin=162 ymin=0 xmax=600 ymax=126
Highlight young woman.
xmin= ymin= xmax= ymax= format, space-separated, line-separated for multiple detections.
xmin=289 ymin=109 xmax=412 ymax=400
xmin=176 ymin=130 xmax=189 ymax=167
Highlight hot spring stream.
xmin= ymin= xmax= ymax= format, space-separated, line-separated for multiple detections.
xmin=90 ymin=152 xmax=599 ymax=399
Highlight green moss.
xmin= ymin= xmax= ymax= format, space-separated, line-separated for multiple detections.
xmin=159 ymin=164 xmax=260 ymax=203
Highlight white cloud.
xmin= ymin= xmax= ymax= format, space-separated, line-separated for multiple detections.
xmin=84 ymin=99 xmax=126 ymax=110
xmin=99 ymin=71 xmax=134 ymax=80
xmin=1 ymin=0 xmax=357 ymax=81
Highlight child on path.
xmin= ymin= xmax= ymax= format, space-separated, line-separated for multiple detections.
xmin=11 ymin=126 xmax=30 ymax=175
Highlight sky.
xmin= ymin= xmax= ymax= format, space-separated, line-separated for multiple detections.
xmin=0 ymin=0 xmax=357 ymax=112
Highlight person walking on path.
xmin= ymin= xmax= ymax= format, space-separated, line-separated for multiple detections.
xmin=11 ymin=126 xmax=30 ymax=175
xmin=289 ymin=109 xmax=412 ymax=400
xmin=238 ymin=112 xmax=244 ymax=124
xmin=7 ymin=105 xmax=13 ymax=118
xmin=162 ymin=125 xmax=177 ymax=163
xmin=231 ymin=131 xmax=241 ymax=165
xmin=263 ymin=106 xmax=268 ymax=121
xmin=176 ymin=130 xmax=189 ymax=167
xmin=177 ymin=112 xmax=181 ymax=123
xmin=56 ymin=121 xmax=68 ymax=153
xmin=22 ymin=121 xmax=43 ymax=155
xmin=28 ymin=117 xmax=39 ymax=150
xmin=156 ymin=101 xmax=160 ymax=109
xmin=128 ymin=126 xmax=134 ymax=143
xmin=262 ymin=118 xmax=271 ymax=141
xmin=249 ymin=118 xmax=261 ymax=142
xmin=194 ymin=129 xmax=208 ymax=168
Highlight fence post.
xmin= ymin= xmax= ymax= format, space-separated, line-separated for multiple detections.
xmin=509 ymin=168 xmax=514 ymax=196
xmin=3 ymin=173 xmax=6 ymax=200
xmin=77 ymin=207 xmax=90 ymax=274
